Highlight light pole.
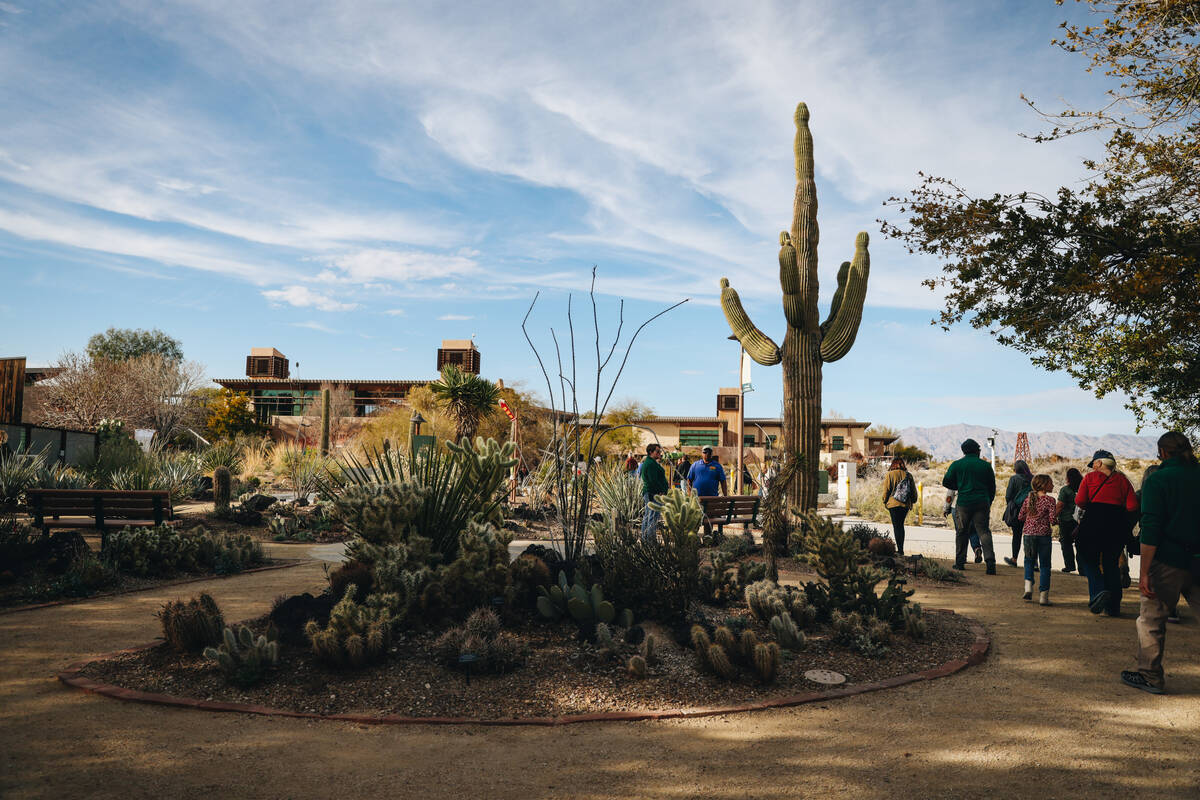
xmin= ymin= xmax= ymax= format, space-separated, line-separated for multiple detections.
xmin=988 ymin=429 xmax=997 ymax=470
xmin=410 ymin=411 xmax=425 ymax=441
xmin=728 ymin=334 xmax=746 ymax=495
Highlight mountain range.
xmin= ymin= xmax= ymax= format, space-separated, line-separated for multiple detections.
xmin=896 ymin=424 xmax=1158 ymax=462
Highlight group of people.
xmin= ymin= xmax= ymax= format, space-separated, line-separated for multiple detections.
xmin=637 ymin=444 xmax=729 ymax=541
xmin=881 ymin=432 xmax=1200 ymax=694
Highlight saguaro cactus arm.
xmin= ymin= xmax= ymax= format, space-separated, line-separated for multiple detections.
xmin=720 ymin=278 xmax=782 ymax=366
xmin=819 ymin=232 xmax=871 ymax=363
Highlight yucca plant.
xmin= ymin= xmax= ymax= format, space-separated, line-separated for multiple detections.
xmin=199 ymin=439 xmax=243 ymax=476
xmin=0 ymin=449 xmax=47 ymax=507
xmin=592 ymin=463 xmax=645 ymax=528
xmin=428 ymin=364 xmax=501 ymax=442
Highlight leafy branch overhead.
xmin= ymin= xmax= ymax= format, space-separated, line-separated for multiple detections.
xmin=881 ymin=1 xmax=1200 ymax=434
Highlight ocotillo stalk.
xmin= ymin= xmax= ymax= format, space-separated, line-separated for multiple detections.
xmin=720 ymin=103 xmax=870 ymax=510
xmin=319 ymin=388 xmax=331 ymax=455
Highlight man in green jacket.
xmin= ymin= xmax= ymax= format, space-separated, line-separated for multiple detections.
xmin=640 ymin=443 xmax=669 ymax=543
xmin=943 ymin=438 xmax=998 ymax=574
xmin=1121 ymin=432 xmax=1200 ymax=694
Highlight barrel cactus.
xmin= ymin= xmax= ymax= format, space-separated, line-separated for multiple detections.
xmin=720 ymin=102 xmax=871 ymax=509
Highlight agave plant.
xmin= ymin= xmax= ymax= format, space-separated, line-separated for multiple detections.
xmin=199 ymin=439 xmax=243 ymax=475
xmin=592 ymin=463 xmax=645 ymax=528
xmin=36 ymin=462 xmax=92 ymax=490
xmin=0 ymin=449 xmax=46 ymax=507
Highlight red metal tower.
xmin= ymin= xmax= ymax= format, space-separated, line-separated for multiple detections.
xmin=1014 ymin=432 xmax=1031 ymax=463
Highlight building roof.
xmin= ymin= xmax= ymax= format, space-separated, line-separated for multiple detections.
xmin=214 ymin=377 xmax=429 ymax=389
xmin=629 ymin=416 xmax=872 ymax=427
xmin=440 ymin=339 xmax=477 ymax=350
xmin=249 ymin=347 xmax=286 ymax=358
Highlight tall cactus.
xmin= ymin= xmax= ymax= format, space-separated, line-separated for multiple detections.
xmin=319 ymin=388 xmax=331 ymax=455
xmin=720 ymin=102 xmax=870 ymax=510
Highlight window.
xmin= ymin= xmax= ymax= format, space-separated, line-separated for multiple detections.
xmin=679 ymin=429 xmax=720 ymax=447
xmin=743 ymin=434 xmax=756 ymax=446
xmin=831 ymin=435 xmax=844 ymax=451
xmin=447 ymin=352 xmax=463 ymax=364
xmin=719 ymin=395 xmax=739 ymax=411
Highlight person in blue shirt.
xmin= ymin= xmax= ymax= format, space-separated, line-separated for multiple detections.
xmin=687 ymin=447 xmax=728 ymax=497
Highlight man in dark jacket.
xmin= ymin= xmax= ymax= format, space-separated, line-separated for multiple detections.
xmin=639 ymin=443 xmax=669 ymax=543
xmin=1121 ymin=432 xmax=1200 ymax=694
xmin=943 ymin=438 xmax=998 ymax=573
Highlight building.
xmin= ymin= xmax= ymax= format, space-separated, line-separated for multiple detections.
xmin=214 ymin=340 xmax=481 ymax=425
xmin=626 ymin=388 xmax=897 ymax=466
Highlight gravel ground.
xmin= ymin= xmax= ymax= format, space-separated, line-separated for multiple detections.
xmin=3 ymin=554 xmax=1199 ymax=799
xmin=79 ymin=607 xmax=977 ymax=720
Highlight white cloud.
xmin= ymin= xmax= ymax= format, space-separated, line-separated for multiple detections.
xmin=384 ymin=308 xmax=405 ymax=316
xmin=263 ymin=285 xmax=357 ymax=312
xmin=323 ymin=249 xmax=478 ymax=283
xmin=437 ymin=314 xmax=473 ymax=321
xmin=289 ymin=320 xmax=340 ymax=333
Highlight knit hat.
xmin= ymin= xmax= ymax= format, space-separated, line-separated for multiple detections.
xmin=1090 ymin=449 xmax=1115 ymax=464
xmin=961 ymin=438 xmax=981 ymax=454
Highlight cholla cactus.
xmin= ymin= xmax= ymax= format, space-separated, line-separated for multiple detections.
xmin=648 ymin=488 xmax=703 ymax=539
xmin=204 ymin=624 xmax=279 ymax=686
xmin=720 ymin=103 xmax=871 ymax=509
xmin=305 ymin=587 xmax=395 ymax=668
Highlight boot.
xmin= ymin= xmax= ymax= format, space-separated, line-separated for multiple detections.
xmin=1039 ymin=590 xmax=1050 ymax=606
xmin=1023 ymin=580 xmax=1033 ymax=601
xmin=985 ymin=562 xmax=996 ymax=575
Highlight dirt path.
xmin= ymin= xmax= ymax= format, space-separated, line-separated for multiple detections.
xmin=1 ymin=559 xmax=1197 ymax=799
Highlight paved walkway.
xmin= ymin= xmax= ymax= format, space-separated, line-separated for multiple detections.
xmin=1 ymin=546 xmax=1197 ymax=799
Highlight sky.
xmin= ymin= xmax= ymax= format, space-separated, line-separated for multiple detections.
xmin=0 ymin=0 xmax=1160 ymax=438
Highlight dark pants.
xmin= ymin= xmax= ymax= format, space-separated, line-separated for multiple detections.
xmin=1009 ymin=520 xmax=1025 ymax=560
xmin=888 ymin=505 xmax=908 ymax=554
xmin=955 ymin=503 xmax=994 ymax=566
xmin=1080 ymin=546 xmax=1122 ymax=614
xmin=1058 ymin=520 xmax=1078 ymax=570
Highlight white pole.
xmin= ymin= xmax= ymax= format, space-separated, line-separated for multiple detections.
xmin=737 ymin=345 xmax=745 ymax=496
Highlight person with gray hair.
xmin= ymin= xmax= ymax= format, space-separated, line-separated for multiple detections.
xmin=1121 ymin=432 xmax=1200 ymax=694
xmin=1075 ymin=448 xmax=1138 ymax=617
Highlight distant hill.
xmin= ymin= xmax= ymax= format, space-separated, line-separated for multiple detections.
xmin=896 ymin=424 xmax=1158 ymax=462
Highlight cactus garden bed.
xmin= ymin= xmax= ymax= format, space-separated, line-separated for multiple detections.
xmin=73 ymin=603 xmax=982 ymax=721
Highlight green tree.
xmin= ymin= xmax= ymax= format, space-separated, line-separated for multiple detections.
xmin=601 ymin=399 xmax=655 ymax=453
xmin=87 ymin=327 xmax=184 ymax=362
xmin=428 ymin=365 xmax=501 ymax=443
xmin=882 ymin=0 xmax=1200 ymax=435
xmin=205 ymin=389 xmax=266 ymax=440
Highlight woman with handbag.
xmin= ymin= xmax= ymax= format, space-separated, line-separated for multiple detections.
xmin=1002 ymin=460 xmax=1033 ymax=567
xmin=1075 ymin=449 xmax=1139 ymax=616
xmin=882 ymin=457 xmax=917 ymax=556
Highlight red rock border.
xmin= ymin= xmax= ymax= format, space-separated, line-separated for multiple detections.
xmin=1 ymin=560 xmax=309 ymax=616
xmin=57 ymin=609 xmax=990 ymax=726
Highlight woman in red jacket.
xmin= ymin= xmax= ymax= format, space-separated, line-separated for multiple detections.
xmin=1075 ymin=449 xmax=1138 ymax=616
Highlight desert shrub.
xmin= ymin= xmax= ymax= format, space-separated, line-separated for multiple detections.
xmin=432 ymin=608 xmax=524 ymax=674
xmin=159 ymin=593 xmax=225 ymax=653
xmin=845 ymin=522 xmax=881 ymax=550
xmin=867 ymin=537 xmax=897 ymax=556
xmin=100 ymin=525 xmax=263 ymax=577
xmin=0 ymin=515 xmax=42 ymax=575
xmin=509 ymin=553 xmax=552 ymax=607
xmin=796 ymin=513 xmax=913 ymax=625
xmin=591 ymin=492 xmax=702 ymax=625
xmin=328 ymin=560 xmax=375 ymax=602
xmin=920 ymin=558 xmax=963 ymax=583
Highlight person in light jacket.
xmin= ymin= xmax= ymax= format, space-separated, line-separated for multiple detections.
xmin=882 ymin=457 xmax=916 ymax=556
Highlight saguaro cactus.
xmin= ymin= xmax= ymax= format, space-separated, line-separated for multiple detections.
xmin=720 ymin=102 xmax=870 ymax=510
xmin=319 ymin=388 xmax=331 ymax=455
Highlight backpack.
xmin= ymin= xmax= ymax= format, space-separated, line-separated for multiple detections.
xmin=891 ymin=473 xmax=916 ymax=505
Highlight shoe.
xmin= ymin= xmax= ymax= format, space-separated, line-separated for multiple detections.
xmin=1106 ymin=610 xmax=1122 ymax=618
xmin=1033 ymin=565 xmax=1039 ymax=573
xmin=1023 ymin=580 xmax=1033 ymax=601
xmin=1167 ymin=615 xmax=1181 ymax=624
xmin=1003 ymin=557 xmax=1017 ymax=567
xmin=1039 ymin=590 xmax=1050 ymax=606
xmin=973 ymin=547 xmax=983 ymax=564
xmin=985 ymin=563 xmax=997 ymax=575
xmin=952 ymin=563 xmax=965 ymax=571
xmin=1120 ymin=670 xmax=1165 ymax=694
xmin=1060 ymin=566 xmax=1074 ymax=573
xmin=1089 ymin=591 xmax=1110 ymax=614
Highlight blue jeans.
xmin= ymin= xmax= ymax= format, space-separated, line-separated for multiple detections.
xmin=640 ymin=495 xmax=660 ymax=543
xmin=1080 ymin=547 xmax=1122 ymax=613
xmin=1023 ymin=535 xmax=1052 ymax=592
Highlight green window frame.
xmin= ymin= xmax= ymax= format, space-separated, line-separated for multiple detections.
xmin=679 ymin=429 xmax=720 ymax=447
xmin=831 ymin=435 xmax=844 ymax=451
xmin=743 ymin=434 xmax=756 ymax=446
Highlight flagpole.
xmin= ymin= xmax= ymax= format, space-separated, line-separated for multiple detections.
xmin=737 ymin=345 xmax=745 ymax=495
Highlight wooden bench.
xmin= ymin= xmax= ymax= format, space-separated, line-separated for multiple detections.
xmin=699 ymin=494 xmax=761 ymax=535
xmin=26 ymin=489 xmax=177 ymax=536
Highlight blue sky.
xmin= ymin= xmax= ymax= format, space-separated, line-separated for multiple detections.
xmin=0 ymin=1 xmax=1157 ymax=437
